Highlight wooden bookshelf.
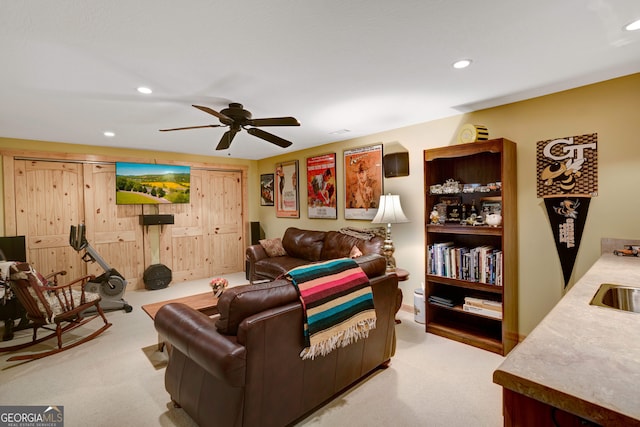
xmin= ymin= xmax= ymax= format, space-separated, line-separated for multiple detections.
xmin=424 ymin=138 xmax=518 ymax=355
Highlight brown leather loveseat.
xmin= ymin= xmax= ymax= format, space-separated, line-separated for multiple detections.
xmin=154 ymin=256 xmax=398 ymax=427
xmin=246 ymin=227 xmax=385 ymax=284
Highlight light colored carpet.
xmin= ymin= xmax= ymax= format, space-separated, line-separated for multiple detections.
xmin=0 ymin=273 xmax=505 ymax=426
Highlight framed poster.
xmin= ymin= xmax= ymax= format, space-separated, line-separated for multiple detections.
xmin=306 ymin=153 xmax=337 ymax=219
xmin=344 ymin=144 xmax=383 ymax=220
xmin=275 ymin=160 xmax=299 ymax=218
xmin=260 ymin=173 xmax=274 ymax=206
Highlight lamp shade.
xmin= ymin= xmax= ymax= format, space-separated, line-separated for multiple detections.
xmin=371 ymin=194 xmax=409 ymax=224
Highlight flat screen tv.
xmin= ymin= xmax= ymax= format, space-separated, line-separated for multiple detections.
xmin=0 ymin=236 xmax=26 ymax=262
xmin=116 ymin=162 xmax=190 ymax=205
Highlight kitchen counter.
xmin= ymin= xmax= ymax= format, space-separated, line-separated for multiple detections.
xmin=494 ymin=252 xmax=640 ymax=426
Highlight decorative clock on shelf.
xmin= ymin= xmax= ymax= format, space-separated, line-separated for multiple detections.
xmin=457 ymin=124 xmax=489 ymax=143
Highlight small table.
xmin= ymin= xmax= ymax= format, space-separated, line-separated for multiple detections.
xmin=142 ymin=291 xmax=219 ymax=350
xmin=391 ymin=268 xmax=409 ymax=324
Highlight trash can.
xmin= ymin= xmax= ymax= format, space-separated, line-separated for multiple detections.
xmin=414 ymin=288 xmax=425 ymax=324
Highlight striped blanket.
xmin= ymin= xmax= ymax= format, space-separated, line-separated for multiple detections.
xmin=287 ymin=258 xmax=376 ymax=360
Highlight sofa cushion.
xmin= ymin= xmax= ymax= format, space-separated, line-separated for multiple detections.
xmin=320 ymin=231 xmax=383 ymax=260
xmin=215 ymin=280 xmax=299 ymax=336
xmin=350 ymin=245 xmax=363 ymax=258
xmin=282 ymin=227 xmax=326 ymax=262
xmin=259 ymin=238 xmax=287 ymax=257
xmin=254 ymin=256 xmax=310 ymax=281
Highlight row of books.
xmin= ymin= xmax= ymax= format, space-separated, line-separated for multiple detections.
xmin=427 ymin=242 xmax=503 ymax=286
xmin=427 ymin=294 xmax=503 ymax=320
xmin=462 ymin=296 xmax=503 ymax=319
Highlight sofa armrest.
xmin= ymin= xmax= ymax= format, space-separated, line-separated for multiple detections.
xmin=246 ymin=244 xmax=267 ymax=263
xmin=154 ymin=303 xmax=246 ymax=387
xmin=354 ymin=253 xmax=387 ymax=278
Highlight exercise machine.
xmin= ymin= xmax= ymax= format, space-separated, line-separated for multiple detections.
xmin=69 ymin=224 xmax=132 ymax=313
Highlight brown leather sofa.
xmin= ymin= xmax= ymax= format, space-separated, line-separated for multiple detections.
xmin=154 ymin=256 xmax=398 ymax=427
xmin=246 ymin=227 xmax=385 ymax=284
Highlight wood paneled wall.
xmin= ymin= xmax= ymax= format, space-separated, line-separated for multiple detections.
xmin=2 ymin=150 xmax=248 ymax=290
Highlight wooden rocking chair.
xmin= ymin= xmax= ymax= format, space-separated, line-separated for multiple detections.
xmin=0 ymin=261 xmax=112 ymax=361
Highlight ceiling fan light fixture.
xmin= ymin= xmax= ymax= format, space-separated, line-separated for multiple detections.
xmin=137 ymin=86 xmax=152 ymax=94
xmin=625 ymin=19 xmax=640 ymax=31
xmin=453 ymin=59 xmax=472 ymax=69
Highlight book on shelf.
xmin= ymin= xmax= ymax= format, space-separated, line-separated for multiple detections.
xmin=427 ymin=243 xmax=503 ymax=286
xmin=428 ymin=295 xmax=456 ymax=307
xmin=462 ymin=303 xmax=502 ymax=319
xmin=464 ymin=296 xmax=502 ymax=312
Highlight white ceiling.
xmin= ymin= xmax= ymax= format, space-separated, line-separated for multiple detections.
xmin=1 ymin=1 xmax=639 ymax=160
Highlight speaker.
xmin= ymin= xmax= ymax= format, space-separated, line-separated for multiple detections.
xmin=143 ymin=264 xmax=172 ymax=290
xmin=139 ymin=214 xmax=175 ymax=225
xmin=383 ymin=152 xmax=409 ymax=178
xmin=250 ymin=221 xmax=264 ymax=245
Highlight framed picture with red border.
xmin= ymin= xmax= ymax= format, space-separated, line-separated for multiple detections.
xmin=306 ymin=153 xmax=337 ymax=219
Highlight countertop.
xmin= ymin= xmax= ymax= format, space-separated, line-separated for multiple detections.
xmin=493 ymin=253 xmax=640 ymax=425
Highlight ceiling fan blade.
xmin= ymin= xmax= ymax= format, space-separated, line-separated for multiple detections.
xmin=246 ymin=127 xmax=293 ymax=148
xmin=216 ymin=129 xmax=239 ymax=150
xmin=248 ymin=117 xmax=300 ymax=127
xmin=159 ymin=124 xmax=224 ymax=132
xmin=193 ymin=105 xmax=233 ymax=125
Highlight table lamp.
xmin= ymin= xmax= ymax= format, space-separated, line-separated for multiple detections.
xmin=371 ymin=193 xmax=409 ymax=271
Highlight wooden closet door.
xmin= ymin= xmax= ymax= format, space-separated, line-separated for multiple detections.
xmin=206 ymin=170 xmax=244 ymax=275
xmin=14 ymin=160 xmax=85 ymax=277
xmin=159 ymin=168 xmax=244 ymax=282
xmin=83 ymin=163 xmax=145 ymax=289
xmin=160 ymin=169 xmax=207 ymax=282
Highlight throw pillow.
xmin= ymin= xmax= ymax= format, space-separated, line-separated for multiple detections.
xmin=350 ymin=245 xmax=363 ymax=258
xmin=259 ymin=238 xmax=287 ymax=257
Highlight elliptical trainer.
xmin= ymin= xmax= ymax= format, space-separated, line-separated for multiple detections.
xmin=69 ymin=224 xmax=132 ymax=313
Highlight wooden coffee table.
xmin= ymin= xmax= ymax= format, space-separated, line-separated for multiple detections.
xmin=142 ymin=291 xmax=219 ymax=351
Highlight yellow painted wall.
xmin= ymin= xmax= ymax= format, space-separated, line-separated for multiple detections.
xmin=256 ymin=73 xmax=640 ymax=336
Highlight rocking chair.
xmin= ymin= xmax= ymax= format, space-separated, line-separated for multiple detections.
xmin=0 ymin=261 xmax=111 ymax=361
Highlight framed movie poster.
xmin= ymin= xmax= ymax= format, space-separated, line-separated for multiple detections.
xmin=307 ymin=153 xmax=337 ymax=219
xmin=275 ymin=160 xmax=299 ymax=218
xmin=344 ymin=144 xmax=383 ymax=220
xmin=260 ymin=173 xmax=274 ymax=206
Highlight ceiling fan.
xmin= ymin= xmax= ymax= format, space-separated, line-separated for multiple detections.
xmin=160 ymin=103 xmax=300 ymax=150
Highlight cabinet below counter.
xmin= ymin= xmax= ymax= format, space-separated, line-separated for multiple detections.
xmin=493 ymin=252 xmax=640 ymax=426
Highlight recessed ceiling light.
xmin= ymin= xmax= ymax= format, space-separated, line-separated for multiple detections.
xmin=104 ymin=131 xmax=115 ymax=137
xmin=453 ymin=59 xmax=472 ymax=69
xmin=137 ymin=86 xmax=152 ymax=94
xmin=625 ymin=19 xmax=640 ymax=31
xmin=329 ymin=129 xmax=351 ymax=135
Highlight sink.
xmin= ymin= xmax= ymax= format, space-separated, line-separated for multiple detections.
xmin=590 ymin=283 xmax=640 ymax=313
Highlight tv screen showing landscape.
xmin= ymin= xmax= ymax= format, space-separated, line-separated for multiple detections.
xmin=116 ymin=162 xmax=190 ymax=205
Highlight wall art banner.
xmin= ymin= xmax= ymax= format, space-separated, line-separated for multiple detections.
xmin=536 ymin=133 xmax=598 ymax=198
xmin=544 ymin=196 xmax=591 ymax=287
xmin=306 ymin=153 xmax=337 ymax=219
xmin=344 ymin=144 xmax=383 ymax=220
xmin=275 ymin=160 xmax=299 ymax=218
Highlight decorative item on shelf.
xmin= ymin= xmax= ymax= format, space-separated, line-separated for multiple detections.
xmin=371 ymin=193 xmax=410 ymax=271
xmin=441 ymin=179 xmax=462 ymax=194
xmin=210 ymin=277 xmax=228 ymax=298
xmin=429 ymin=208 xmax=441 ymax=224
xmin=485 ymin=213 xmax=503 ymax=227
xmin=457 ymin=124 xmax=489 ymax=144
xmin=446 ymin=204 xmax=463 ymax=222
